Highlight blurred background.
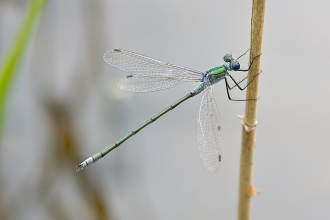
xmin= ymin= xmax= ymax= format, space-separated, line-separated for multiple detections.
xmin=0 ymin=0 xmax=329 ymax=219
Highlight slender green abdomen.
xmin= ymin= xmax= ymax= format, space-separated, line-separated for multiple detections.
xmin=76 ymin=83 xmax=206 ymax=171
xmin=95 ymin=89 xmax=202 ymax=160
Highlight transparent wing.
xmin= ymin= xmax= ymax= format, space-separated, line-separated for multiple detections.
xmin=197 ymin=86 xmax=221 ymax=173
xmin=104 ymin=49 xmax=202 ymax=92
xmin=117 ymin=75 xmax=184 ymax=92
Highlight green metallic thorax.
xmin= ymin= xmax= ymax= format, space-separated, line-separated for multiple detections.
xmin=206 ymin=66 xmax=227 ymax=85
xmin=208 ymin=66 xmax=226 ymax=77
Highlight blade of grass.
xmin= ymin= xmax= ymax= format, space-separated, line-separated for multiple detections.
xmin=0 ymin=0 xmax=48 ymax=137
xmin=238 ymin=0 xmax=266 ymax=220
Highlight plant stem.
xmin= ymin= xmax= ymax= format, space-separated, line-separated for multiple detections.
xmin=238 ymin=0 xmax=266 ymax=220
xmin=0 ymin=0 xmax=48 ymax=137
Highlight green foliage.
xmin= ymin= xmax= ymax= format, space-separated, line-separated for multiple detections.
xmin=0 ymin=0 xmax=47 ymax=137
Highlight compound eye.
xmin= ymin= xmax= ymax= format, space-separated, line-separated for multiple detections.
xmin=231 ymin=61 xmax=240 ymax=71
xmin=223 ymin=54 xmax=233 ymax=62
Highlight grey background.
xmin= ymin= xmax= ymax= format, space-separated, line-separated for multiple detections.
xmin=0 ymin=0 xmax=329 ymax=219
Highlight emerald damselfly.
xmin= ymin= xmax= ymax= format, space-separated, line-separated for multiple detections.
xmin=76 ymin=49 xmax=260 ymax=173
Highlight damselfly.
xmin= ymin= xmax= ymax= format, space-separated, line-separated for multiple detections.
xmin=76 ymin=49 xmax=260 ymax=173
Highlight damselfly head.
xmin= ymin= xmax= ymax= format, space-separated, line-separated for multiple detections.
xmin=223 ymin=54 xmax=234 ymax=62
xmin=231 ymin=60 xmax=240 ymax=71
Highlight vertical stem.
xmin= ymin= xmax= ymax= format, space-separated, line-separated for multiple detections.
xmin=238 ymin=1 xmax=266 ymax=220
